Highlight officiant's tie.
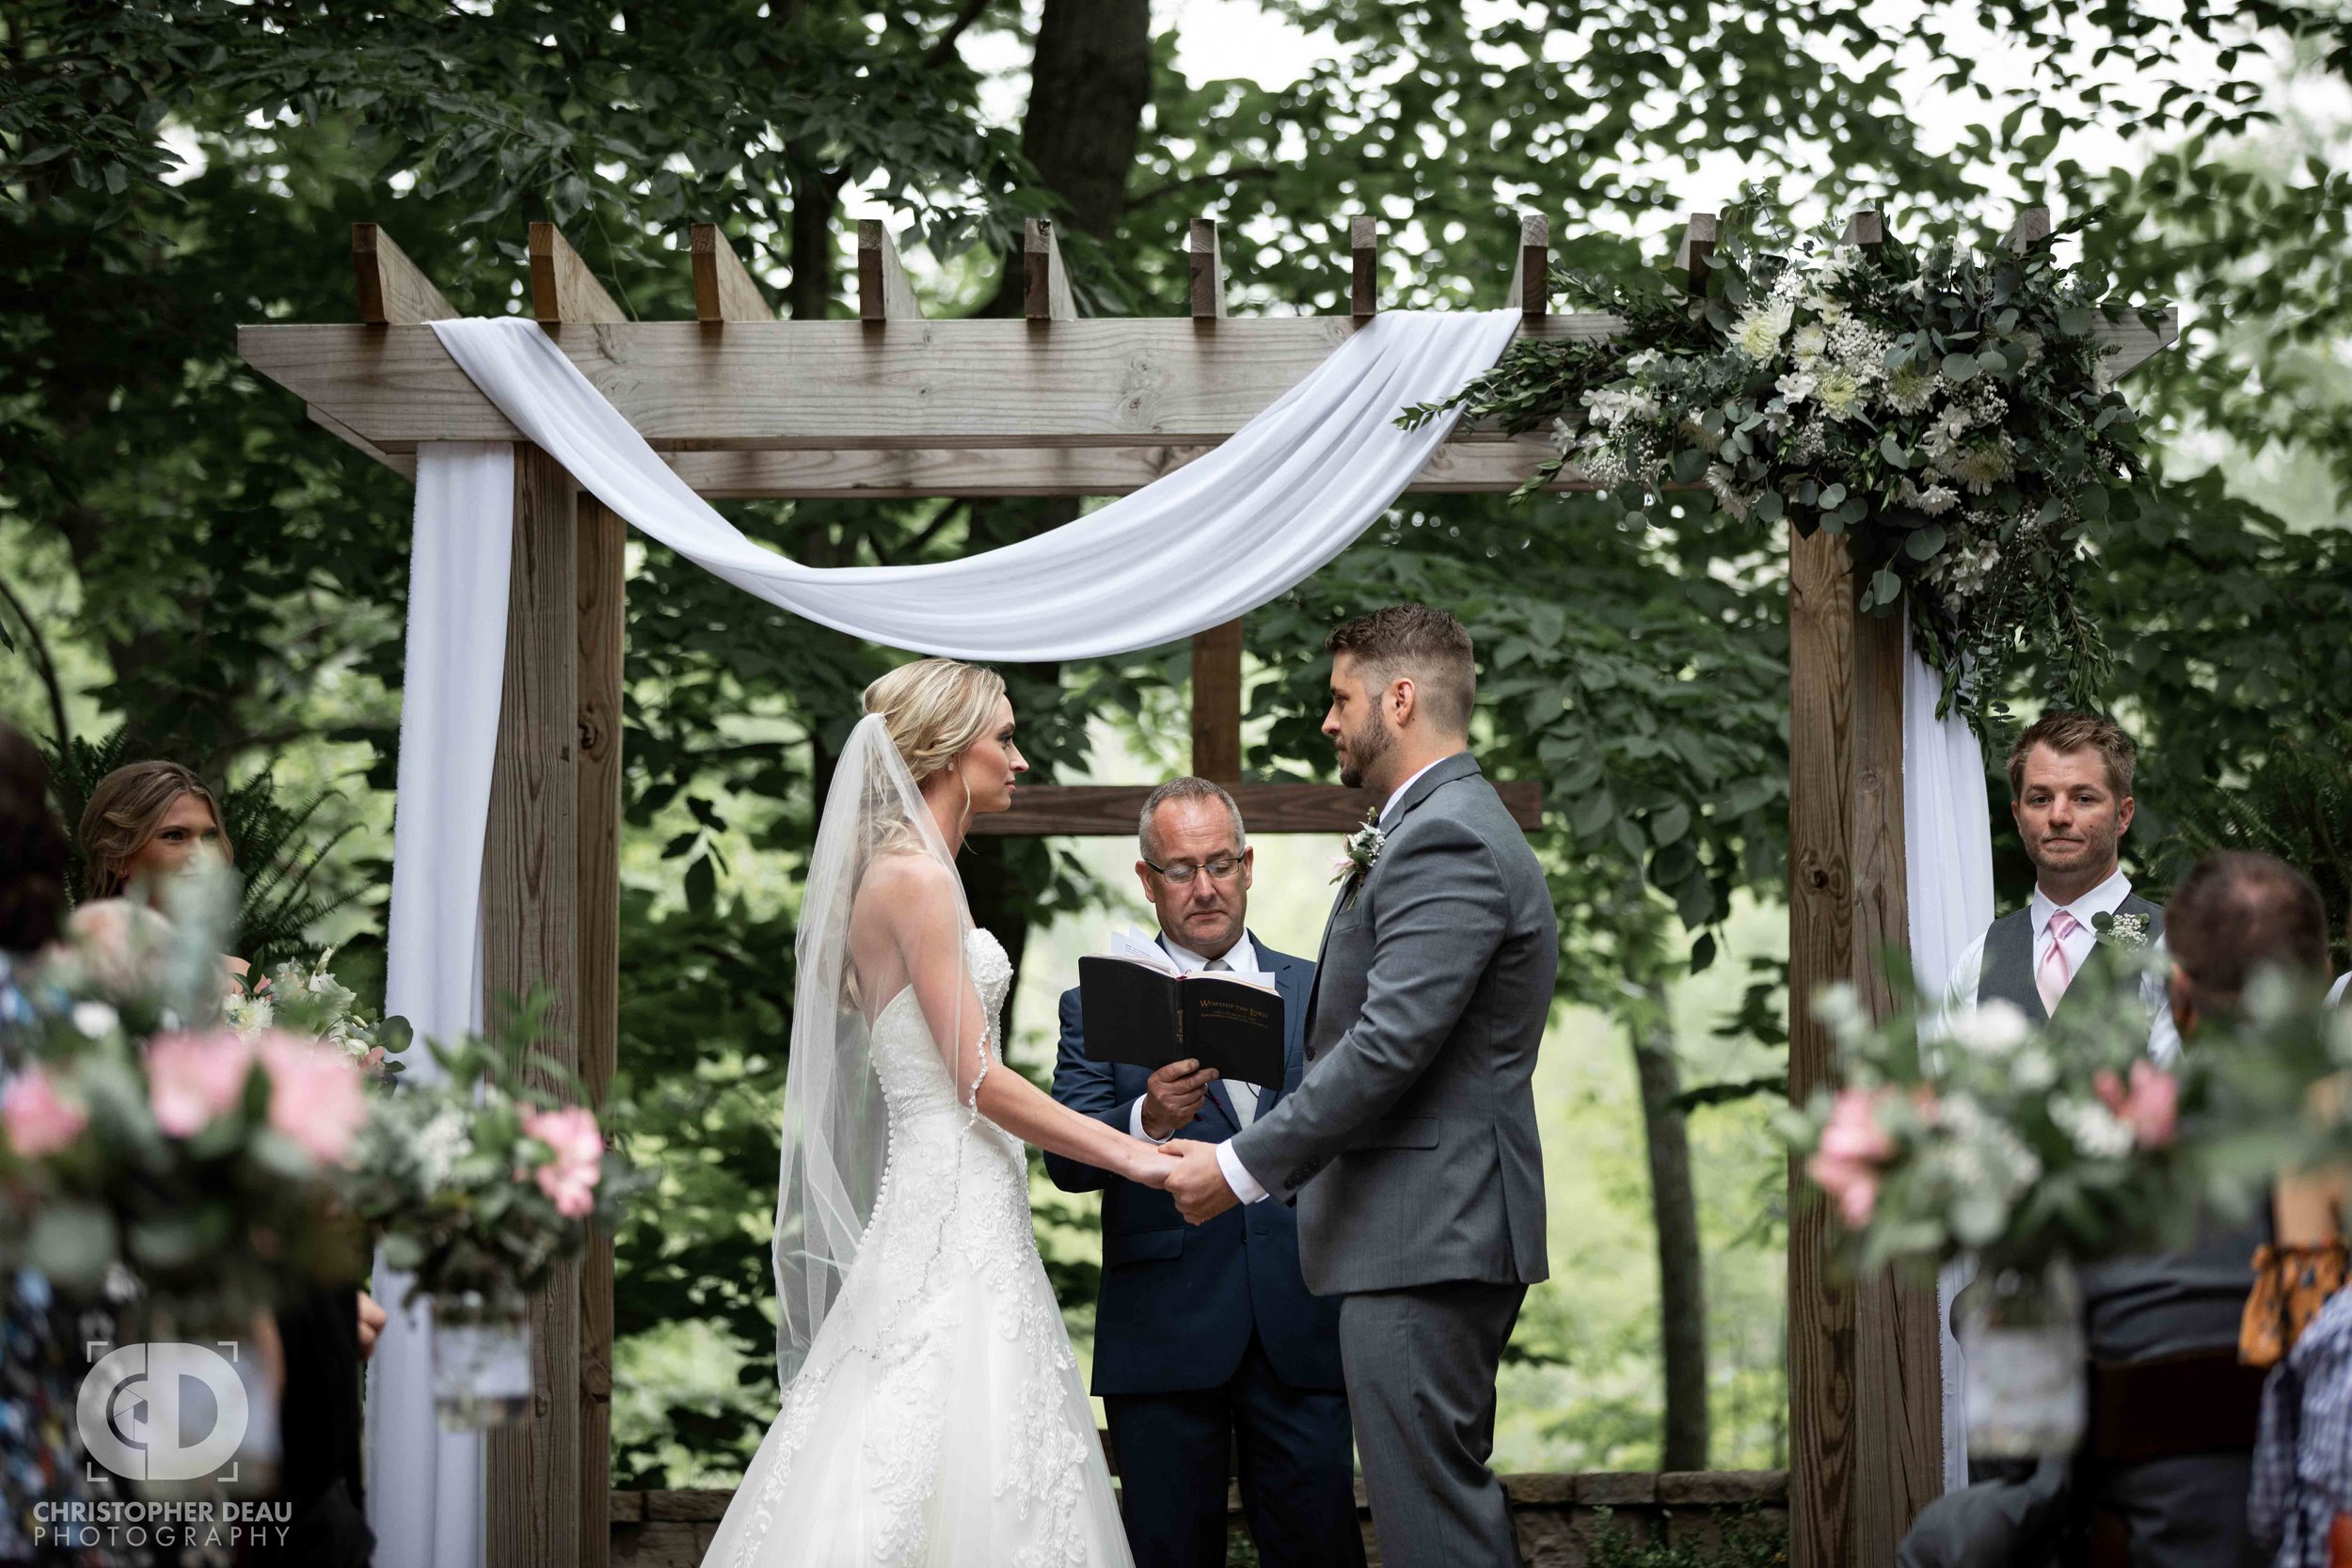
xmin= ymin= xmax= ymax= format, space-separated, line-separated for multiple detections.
xmin=2039 ymin=909 xmax=2080 ymax=1015
xmin=1206 ymin=957 xmax=1263 ymax=1127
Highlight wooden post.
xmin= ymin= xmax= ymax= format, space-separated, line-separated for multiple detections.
xmin=1190 ymin=619 xmax=1245 ymax=784
xmin=573 ymin=496 xmax=627 ymax=1568
xmin=690 ymin=225 xmax=774 ymax=323
xmin=858 ymin=220 xmax=920 ymax=322
xmin=1503 ymin=213 xmax=1548 ymax=316
xmin=530 ymin=223 xmax=627 ymax=325
xmin=485 ymin=445 xmax=584 ymax=1568
xmin=352 ymin=224 xmax=457 ymax=325
xmin=1788 ymin=524 xmax=1942 ymax=1568
xmin=1025 ymin=218 xmax=1077 ymax=322
xmin=1189 ymin=219 xmax=1226 ymax=321
xmin=1351 ymin=216 xmax=1378 ymax=321
xmin=1676 ymin=213 xmax=1718 ymax=295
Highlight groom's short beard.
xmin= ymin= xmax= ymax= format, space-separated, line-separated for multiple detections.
xmin=1339 ymin=713 xmax=1393 ymax=792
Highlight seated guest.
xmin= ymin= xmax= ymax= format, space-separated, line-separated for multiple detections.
xmin=1906 ymin=850 xmax=2327 ymax=1568
xmin=1045 ymin=778 xmax=1361 ymax=1568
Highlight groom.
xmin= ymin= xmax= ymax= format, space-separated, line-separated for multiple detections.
xmin=1164 ymin=604 xmax=1556 ymax=1567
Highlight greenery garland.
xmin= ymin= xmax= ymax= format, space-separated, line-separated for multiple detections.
xmin=1402 ymin=211 xmax=2163 ymax=726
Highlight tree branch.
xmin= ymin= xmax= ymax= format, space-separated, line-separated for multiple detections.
xmin=1126 ymin=164 xmax=1282 ymax=209
xmin=0 ymin=570 xmax=73 ymax=756
xmin=923 ymin=0 xmax=994 ymax=71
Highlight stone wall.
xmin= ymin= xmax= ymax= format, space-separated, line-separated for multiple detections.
xmin=612 ymin=1470 xmax=1789 ymax=1567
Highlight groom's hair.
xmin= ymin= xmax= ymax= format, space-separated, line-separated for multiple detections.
xmin=2167 ymin=851 xmax=2327 ymax=1006
xmin=1326 ymin=605 xmax=1476 ymax=734
xmin=2005 ymin=710 xmax=2136 ymax=800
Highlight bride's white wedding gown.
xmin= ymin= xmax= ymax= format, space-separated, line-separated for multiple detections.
xmin=703 ymin=928 xmax=1135 ymax=1568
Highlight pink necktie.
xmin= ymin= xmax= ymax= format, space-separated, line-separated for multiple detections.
xmin=2039 ymin=909 xmax=2080 ymax=1015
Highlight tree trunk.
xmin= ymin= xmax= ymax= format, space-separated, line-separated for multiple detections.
xmin=1630 ymin=990 xmax=1710 ymax=1471
xmin=960 ymin=0 xmax=1152 ymax=1011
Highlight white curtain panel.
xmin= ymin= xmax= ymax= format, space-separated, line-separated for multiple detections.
xmin=427 ymin=309 xmax=1522 ymax=662
xmin=365 ymin=443 xmax=514 ymax=1568
xmin=1901 ymin=617 xmax=1998 ymax=1493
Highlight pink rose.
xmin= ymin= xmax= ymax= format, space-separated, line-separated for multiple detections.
xmin=2094 ymin=1061 xmax=2179 ymax=1150
xmin=256 ymin=1032 xmax=369 ymax=1166
xmin=2 ymin=1068 xmax=88 ymax=1158
xmin=1806 ymin=1087 xmax=1897 ymax=1230
xmin=519 ymin=1106 xmax=604 ymax=1220
xmin=145 ymin=1029 xmax=257 ymax=1136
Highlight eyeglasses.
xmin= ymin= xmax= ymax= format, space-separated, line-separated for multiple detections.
xmin=1143 ymin=855 xmax=1246 ymax=885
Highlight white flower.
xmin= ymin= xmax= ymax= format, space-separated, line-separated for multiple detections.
xmin=1732 ymin=300 xmax=1794 ymax=361
xmin=1886 ymin=362 xmax=1939 ymax=415
xmin=1791 ymin=324 xmax=1829 ymax=364
xmin=1705 ymin=463 xmax=1750 ymax=518
xmin=1622 ymin=348 xmax=1664 ymax=373
xmin=412 ymin=1106 xmax=473 ymax=1188
xmin=1947 ymin=1000 xmax=2030 ymax=1057
xmin=2010 ymin=331 xmax=2045 ymax=365
xmin=1775 ymin=370 xmax=1819 ymax=404
xmin=1950 ymin=442 xmax=2014 ymax=496
xmin=223 ymin=991 xmax=274 ymax=1035
xmin=72 ymin=1001 xmax=119 ymax=1038
xmin=1789 ymin=421 xmax=1828 ymax=462
xmin=2011 ymin=1045 xmax=2057 ymax=1090
xmin=2050 ymin=1096 xmax=2136 ymax=1160
xmin=1816 ymin=367 xmax=1865 ymax=420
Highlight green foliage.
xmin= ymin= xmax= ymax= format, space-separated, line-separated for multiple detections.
xmin=2168 ymin=741 xmax=2352 ymax=970
xmin=1584 ymin=1505 xmax=1789 ymax=1568
xmin=1403 ymin=209 xmax=2158 ymax=725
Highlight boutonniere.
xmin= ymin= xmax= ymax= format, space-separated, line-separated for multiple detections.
xmin=1330 ymin=809 xmax=1387 ymax=887
xmin=2090 ymin=911 xmax=2151 ymax=950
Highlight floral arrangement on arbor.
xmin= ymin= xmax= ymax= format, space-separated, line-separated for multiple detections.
xmin=1783 ymin=946 xmax=2198 ymax=1277
xmin=1402 ymin=210 xmax=2162 ymax=724
xmin=349 ymin=1000 xmax=639 ymax=1322
xmin=0 ymin=895 xmax=374 ymax=1314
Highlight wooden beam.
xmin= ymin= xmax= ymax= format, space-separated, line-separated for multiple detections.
xmin=239 ymin=307 xmax=2169 ymax=453
xmin=690 ymin=225 xmax=773 ymax=323
xmin=352 ymin=223 xmax=457 ymax=325
xmin=1351 ymin=216 xmax=1378 ymax=320
xmin=1190 ymin=219 xmax=1226 ymax=321
xmin=1675 ymin=212 xmax=1718 ymax=296
xmin=1191 ymin=619 xmax=1244 ymax=784
xmin=858 ymin=220 xmax=921 ymax=322
xmin=971 ymin=780 xmax=1544 ymax=837
xmin=2002 ymin=205 xmax=2054 ymax=253
xmin=1025 ymin=218 xmax=1077 ymax=322
xmin=573 ymin=495 xmax=626 ymax=1568
xmin=530 ymin=222 xmax=627 ymax=325
xmin=1502 ymin=213 xmax=1549 ymax=317
xmin=307 ymin=404 xmax=417 ymax=479
xmin=653 ymin=435 xmax=1606 ymax=498
xmin=485 ymin=444 xmax=584 ymax=1568
xmin=1841 ymin=211 xmax=1887 ymax=251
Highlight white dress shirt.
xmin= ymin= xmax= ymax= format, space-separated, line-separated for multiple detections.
xmin=1941 ymin=865 xmax=2182 ymax=1065
xmin=1131 ymin=932 xmax=1265 ymax=1143
xmin=1215 ymin=753 xmax=1463 ymax=1206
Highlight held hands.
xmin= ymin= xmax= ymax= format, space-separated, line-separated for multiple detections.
xmin=1140 ymin=1058 xmax=1219 ymax=1140
xmin=1163 ymin=1139 xmax=1240 ymax=1225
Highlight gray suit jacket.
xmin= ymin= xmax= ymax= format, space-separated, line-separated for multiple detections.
xmin=1229 ymin=752 xmax=1556 ymax=1296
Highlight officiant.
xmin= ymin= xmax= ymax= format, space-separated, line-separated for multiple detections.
xmin=1045 ymin=777 xmax=1362 ymax=1568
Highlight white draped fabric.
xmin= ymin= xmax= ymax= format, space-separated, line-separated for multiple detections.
xmin=1901 ymin=618 xmax=1999 ymax=1492
xmin=364 ymin=312 xmax=1997 ymax=1556
xmin=367 ymin=443 xmax=513 ymax=1568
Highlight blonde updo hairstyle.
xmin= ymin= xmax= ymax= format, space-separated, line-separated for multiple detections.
xmin=863 ymin=658 xmax=1008 ymax=790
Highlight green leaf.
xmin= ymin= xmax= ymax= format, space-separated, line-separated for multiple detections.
xmin=1820 ymin=483 xmax=1847 ymax=508
xmin=2057 ymin=305 xmax=2094 ymax=337
xmin=1754 ymin=489 xmax=1785 ymax=523
xmin=1651 ymin=800 xmax=1692 ymax=847
xmin=2075 ymin=484 xmax=2110 ymax=519
xmin=1905 ymin=523 xmax=1948 ymax=560
xmin=1942 ymin=352 xmax=1979 ymax=382
xmin=1872 ymin=568 xmax=1901 ymax=605
xmin=1880 ymin=433 xmax=1912 ymax=469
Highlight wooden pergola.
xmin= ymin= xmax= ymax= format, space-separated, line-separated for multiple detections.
xmin=241 ymin=207 xmax=2172 ymax=1568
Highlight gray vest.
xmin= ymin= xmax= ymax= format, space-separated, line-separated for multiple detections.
xmin=1977 ymin=892 xmax=2165 ymax=1024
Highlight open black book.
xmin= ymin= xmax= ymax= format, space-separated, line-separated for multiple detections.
xmin=1078 ymin=952 xmax=1286 ymax=1085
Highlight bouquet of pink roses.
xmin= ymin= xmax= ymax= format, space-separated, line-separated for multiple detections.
xmin=1783 ymin=944 xmax=2201 ymax=1278
xmin=0 ymin=891 xmax=373 ymax=1314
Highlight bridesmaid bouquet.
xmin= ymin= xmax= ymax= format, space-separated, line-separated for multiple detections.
xmin=225 ymin=947 xmax=411 ymax=1082
xmin=1782 ymin=944 xmax=2197 ymax=1279
xmin=0 ymin=892 xmax=373 ymax=1314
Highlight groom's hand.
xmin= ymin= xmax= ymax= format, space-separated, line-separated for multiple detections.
xmin=1164 ymin=1139 xmax=1239 ymax=1224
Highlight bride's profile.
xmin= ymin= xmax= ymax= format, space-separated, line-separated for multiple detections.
xmin=704 ymin=658 xmax=1170 ymax=1568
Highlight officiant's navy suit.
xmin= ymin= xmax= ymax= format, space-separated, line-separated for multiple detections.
xmin=1046 ymin=933 xmax=1361 ymax=1568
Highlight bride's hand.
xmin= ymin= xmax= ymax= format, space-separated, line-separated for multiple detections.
xmin=1122 ymin=1140 xmax=1186 ymax=1189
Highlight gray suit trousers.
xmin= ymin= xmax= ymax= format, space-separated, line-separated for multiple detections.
xmin=1340 ymin=1282 xmax=1527 ymax=1567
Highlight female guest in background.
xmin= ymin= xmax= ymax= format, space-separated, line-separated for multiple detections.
xmin=0 ymin=722 xmax=136 ymax=1567
xmin=75 ymin=759 xmax=248 ymax=990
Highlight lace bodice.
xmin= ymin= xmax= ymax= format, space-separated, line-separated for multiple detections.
xmin=868 ymin=927 xmax=1015 ymax=1121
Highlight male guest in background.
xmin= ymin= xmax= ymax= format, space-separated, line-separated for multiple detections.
xmin=1945 ymin=710 xmax=2178 ymax=1060
xmin=1045 ymin=777 xmax=1362 ymax=1568
xmin=1903 ymin=851 xmax=2326 ymax=1568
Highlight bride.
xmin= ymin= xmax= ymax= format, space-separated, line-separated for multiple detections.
xmin=704 ymin=658 xmax=1175 ymax=1568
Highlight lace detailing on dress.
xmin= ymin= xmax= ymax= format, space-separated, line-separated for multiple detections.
xmin=712 ymin=928 xmax=1123 ymax=1568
